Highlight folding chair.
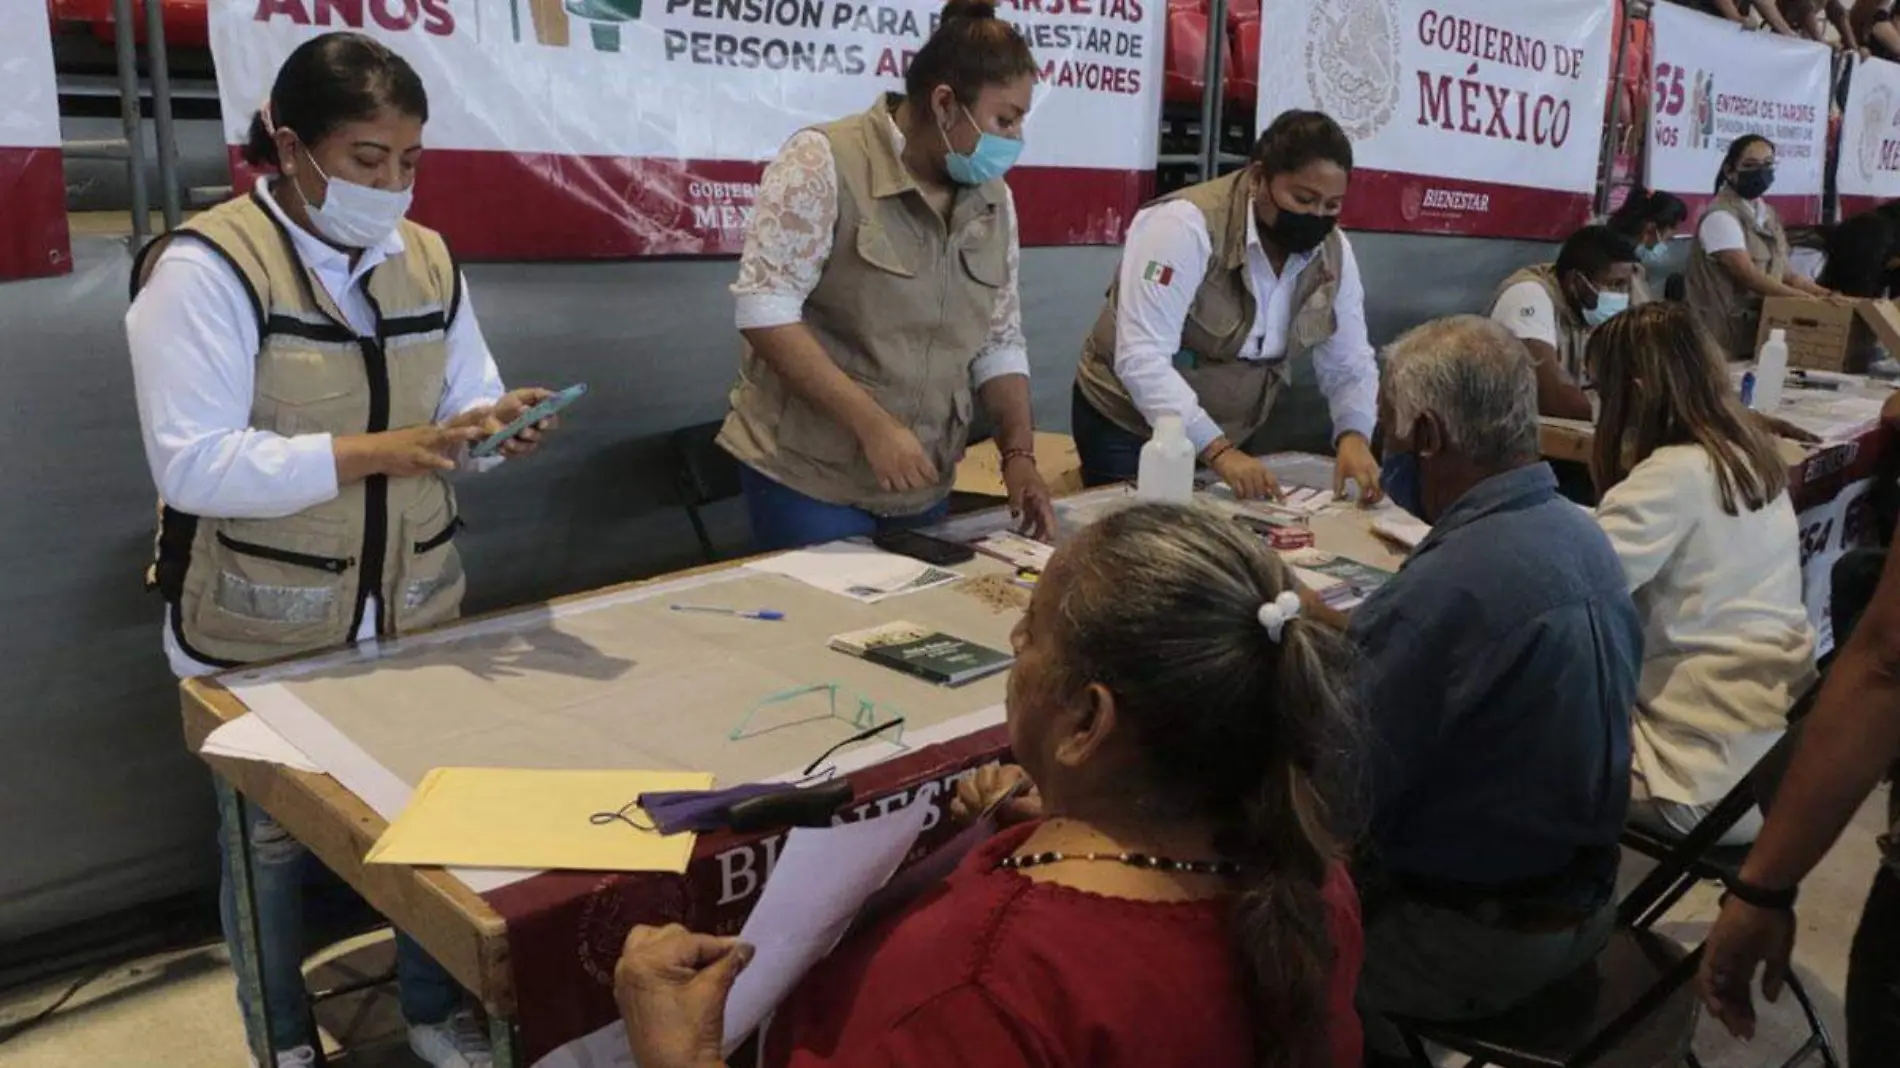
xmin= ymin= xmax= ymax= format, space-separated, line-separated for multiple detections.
xmin=669 ymin=421 xmax=743 ymax=562
xmin=1616 ymin=677 xmax=1841 ymax=1068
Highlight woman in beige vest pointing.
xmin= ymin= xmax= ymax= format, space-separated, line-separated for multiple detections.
xmin=1073 ymin=111 xmax=1383 ymax=503
xmin=1684 ymin=134 xmax=1837 ymax=359
xmin=720 ymin=0 xmax=1056 ymax=551
xmin=125 ymin=33 xmax=556 ymax=1068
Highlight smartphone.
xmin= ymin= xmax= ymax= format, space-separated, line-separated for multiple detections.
xmin=871 ymin=528 xmax=976 ymax=566
xmin=470 ymin=383 xmax=587 ymax=459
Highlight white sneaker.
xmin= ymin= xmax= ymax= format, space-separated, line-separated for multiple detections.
xmin=407 ymin=1009 xmax=493 ymax=1068
xmin=247 ymin=1044 xmax=318 ymax=1068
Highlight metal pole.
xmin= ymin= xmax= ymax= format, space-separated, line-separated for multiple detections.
xmin=112 ymin=0 xmax=150 ymax=246
xmin=1595 ymin=1 xmax=1637 ymax=218
xmin=1197 ymin=0 xmax=1229 ymax=183
xmin=144 ymin=0 xmax=183 ymax=230
xmin=216 ymin=780 xmax=278 ymax=1068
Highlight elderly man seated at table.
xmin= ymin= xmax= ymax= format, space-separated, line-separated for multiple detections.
xmin=1336 ymin=316 xmax=1645 ymax=1066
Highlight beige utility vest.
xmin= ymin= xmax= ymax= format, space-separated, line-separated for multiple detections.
xmin=1492 ymin=263 xmax=1596 ymax=382
xmin=133 ymin=191 xmax=467 ymax=668
xmin=718 ymin=95 xmax=1013 ymax=516
xmin=1075 ymin=168 xmax=1342 ymax=444
xmin=1686 ymin=189 xmax=1790 ymax=359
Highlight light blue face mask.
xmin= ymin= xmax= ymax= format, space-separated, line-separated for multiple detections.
xmin=941 ymin=106 xmax=1022 ymax=186
xmin=1584 ymin=289 xmax=1631 ymax=328
xmin=1637 ymin=243 xmax=1669 ymax=269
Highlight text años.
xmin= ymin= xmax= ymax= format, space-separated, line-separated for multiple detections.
xmin=252 ymin=0 xmax=453 ymax=36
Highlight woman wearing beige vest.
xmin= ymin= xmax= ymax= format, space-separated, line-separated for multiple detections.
xmin=1071 ymin=111 xmax=1383 ymax=503
xmin=1685 ymin=134 xmax=1837 ymax=358
xmin=720 ymin=0 xmax=1056 ymax=551
xmin=125 ymin=34 xmax=555 ymax=1068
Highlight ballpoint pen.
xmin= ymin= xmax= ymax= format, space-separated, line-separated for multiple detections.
xmin=669 ymin=605 xmax=786 ymax=621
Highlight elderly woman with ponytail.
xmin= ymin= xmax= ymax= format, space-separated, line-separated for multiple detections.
xmin=615 ymin=503 xmax=1368 ymax=1068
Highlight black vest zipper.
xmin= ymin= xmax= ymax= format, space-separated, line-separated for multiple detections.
xmin=354 ymin=289 xmax=393 ymax=639
xmin=215 ymin=531 xmax=356 ymax=573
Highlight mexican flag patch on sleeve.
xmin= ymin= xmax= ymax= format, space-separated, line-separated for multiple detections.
xmin=1143 ymin=261 xmax=1175 ymax=286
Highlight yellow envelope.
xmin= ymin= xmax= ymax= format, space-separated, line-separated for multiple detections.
xmin=366 ymin=767 xmax=714 ymax=873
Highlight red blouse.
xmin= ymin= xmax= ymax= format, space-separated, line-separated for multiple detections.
xmin=766 ymin=821 xmax=1365 ymax=1068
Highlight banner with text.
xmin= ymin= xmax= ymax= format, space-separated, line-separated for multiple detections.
xmin=208 ymin=0 xmax=1164 ymax=259
xmin=1839 ymin=55 xmax=1900 ymax=217
xmin=1645 ymin=2 xmax=1829 ymax=227
xmin=1 ymin=0 xmax=72 ymax=281
xmin=1252 ymin=0 xmax=1613 ymax=241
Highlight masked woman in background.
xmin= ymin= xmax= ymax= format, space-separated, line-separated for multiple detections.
xmin=718 ymin=0 xmax=1057 ymax=552
xmin=1069 ymin=110 xmax=1383 ymax=504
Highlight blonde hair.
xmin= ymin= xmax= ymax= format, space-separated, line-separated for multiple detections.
xmin=1587 ymin=303 xmax=1787 ymax=514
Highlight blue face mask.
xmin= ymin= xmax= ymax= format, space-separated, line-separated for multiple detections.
xmin=1585 ymin=290 xmax=1631 ymax=328
xmin=1637 ymin=243 xmax=1669 ymax=270
xmin=942 ymin=107 xmax=1022 ymax=186
xmin=1381 ymin=450 xmax=1426 ymax=521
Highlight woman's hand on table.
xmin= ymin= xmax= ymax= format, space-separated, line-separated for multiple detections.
xmin=1332 ymin=432 xmax=1384 ymax=506
xmin=616 ymin=924 xmax=752 ymax=1068
xmin=950 ymin=763 xmax=1043 ymax=827
xmin=1001 ymin=454 xmax=1058 ymax=541
xmin=1207 ymin=447 xmax=1283 ymax=501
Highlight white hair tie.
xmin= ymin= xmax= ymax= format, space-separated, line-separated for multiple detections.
xmin=1257 ymin=591 xmax=1302 ymax=644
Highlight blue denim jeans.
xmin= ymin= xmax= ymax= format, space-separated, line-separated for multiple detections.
xmin=1070 ymin=384 xmax=1150 ymax=488
xmin=219 ymin=800 xmax=463 ymax=1053
xmin=739 ymin=464 xmax=948 ymax=552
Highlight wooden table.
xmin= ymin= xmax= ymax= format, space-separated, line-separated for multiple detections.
xmin=183 ymin=468 xmax=1401 ymax=1067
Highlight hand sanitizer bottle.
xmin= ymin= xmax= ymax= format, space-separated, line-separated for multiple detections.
xmin=1137 ymin=414 xmax=1195 ymax=504
xmin=1751 ymin=328 xmax=1788 ymax=412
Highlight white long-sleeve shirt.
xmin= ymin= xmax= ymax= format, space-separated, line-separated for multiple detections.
xmin=729 ymin=124 xmax=1031 ymax=389
xmin=1595 ymin=444 xmax=1816 ymax=806
xmin=127 ymin=181 xmax=506 ymax=677
xmin=1110 ymin=199 xmax=1380 ymax=451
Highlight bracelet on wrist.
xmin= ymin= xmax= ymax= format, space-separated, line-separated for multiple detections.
xmin=1000 ymin=448 xmax=1037 ymax=469
xmin=1203 ymin=443 xmax=1235 ymax=466
xmin=1722 ymin=876 xmax=1798 ymax=912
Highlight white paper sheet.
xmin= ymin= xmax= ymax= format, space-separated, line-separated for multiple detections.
xmin=202 ymin=713 xmax=323 ymax=773
xmin=721 ymin=802 xmax=933 ymax=1053
xmin=1371 ymin=512 xmax=1432 ymax=550
xmin=744 ymin=542 xmax=963 ymax=603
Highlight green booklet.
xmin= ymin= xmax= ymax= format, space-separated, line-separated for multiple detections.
xmin=830 ymin=622 xmax=1014 ymax=687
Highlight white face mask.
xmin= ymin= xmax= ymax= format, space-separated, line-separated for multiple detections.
xmin=294 ymin=146 xmax=413 ymax=249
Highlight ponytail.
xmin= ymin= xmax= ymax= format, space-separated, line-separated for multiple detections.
xmin=1049 ymin=504 xmax=1366 ymax=1068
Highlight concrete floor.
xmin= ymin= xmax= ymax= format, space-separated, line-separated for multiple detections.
xmin=0 ymin=791 xmax=1889 ymax=1068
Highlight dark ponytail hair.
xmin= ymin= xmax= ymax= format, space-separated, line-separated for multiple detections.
xmin=241 ymin=31 xmax=430 ymax=170
xmin=1051 ymin=504 xmax=1364 ymax=1068
xmin=1253 ymin=110 xmax=1354 ymax=178
xmin=904 ymin=0 xmax=1038 ymax=107
xmin=1716 ymin=134 xmax=1774 ymax=194
xmin=1607 ymin=187 xmax=1687 ymax=237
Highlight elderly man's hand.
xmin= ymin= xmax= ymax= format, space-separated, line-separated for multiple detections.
xmin=616 ymin=925 xmax=752 ymax=1068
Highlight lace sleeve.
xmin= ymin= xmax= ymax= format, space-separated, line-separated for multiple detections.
xmin=732 ymin=131 xmax=840 ymax=330
xmin=970 ymin=188 xmax=1030 ymax=386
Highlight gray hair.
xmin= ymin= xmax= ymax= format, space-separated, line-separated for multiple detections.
xmin=1383 ymin=315 xmax=1540 ymax=469
xmin=1050 ymin=501 xmax=1364 ymax=1068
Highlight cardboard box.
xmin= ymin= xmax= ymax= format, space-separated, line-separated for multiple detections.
xmin=1756 ymin=297 xmax=1900 ymax=373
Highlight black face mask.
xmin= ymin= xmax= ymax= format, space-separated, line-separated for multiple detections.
xmin=1733 ymin=166 xmax=1775 ymax=200
xmin=1260 ymin=205 xmax=1338 ymax=254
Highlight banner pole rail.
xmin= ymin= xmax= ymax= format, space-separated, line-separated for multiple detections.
xmin=144 ymin=0 xmax=183 ymax=231
xmin=109 ymin=0 xmax=150 ymax=247
xmin=1197 ymin=0 xmax=1230 ymax=183
xmin=1595 ymin=0 xmax=1644 ymax=218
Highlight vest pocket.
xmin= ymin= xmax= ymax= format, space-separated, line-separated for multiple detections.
xmin=395 ymin=497 xmax=466 ymax=634
xmin=779 ymin=392 xmax=864 ymax=465
xmin=959 ymin=245 xmax=1007 ymax=289
xmin=193 ymin=517 xmax=353 ymax=646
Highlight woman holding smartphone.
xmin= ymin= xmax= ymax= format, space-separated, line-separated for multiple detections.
xmin=126 ymin=32 xmax=555 ymax=1068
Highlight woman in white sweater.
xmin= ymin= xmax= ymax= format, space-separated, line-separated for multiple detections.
xmin=1587 ymin=303 xmax=1815 ymax=844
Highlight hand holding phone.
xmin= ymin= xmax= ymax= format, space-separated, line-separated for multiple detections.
xmin=470 ymin=383 xmax=587 ymax=459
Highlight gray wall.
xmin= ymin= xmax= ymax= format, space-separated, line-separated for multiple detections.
xmin=0 ymin=211 xmax=1551 ymax=945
